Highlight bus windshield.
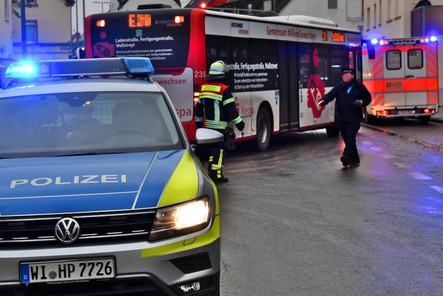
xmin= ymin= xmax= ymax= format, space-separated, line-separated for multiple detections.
xmin=88 ymin=9 xmax=191 ymax=69
xmin=0 ymin=92 xmax=183 ymax=158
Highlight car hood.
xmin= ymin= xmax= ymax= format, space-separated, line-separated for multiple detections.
xmin=0 ymin=150 xmax=199 ymax=216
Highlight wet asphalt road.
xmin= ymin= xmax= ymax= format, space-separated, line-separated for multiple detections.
xmin=216 ymin=124 xmax=442 ymax=296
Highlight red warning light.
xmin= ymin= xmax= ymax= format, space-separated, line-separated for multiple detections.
xmin=424 ymin=108 xmax=430 ymax=114
xmin=96 ymin=19 xmax=106 ymax=27
xmin=200 ymin=2 xmax=207 ymax=9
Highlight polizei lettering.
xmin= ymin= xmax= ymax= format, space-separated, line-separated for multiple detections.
xmin=10 ymin=175 xmax=127 ymax=188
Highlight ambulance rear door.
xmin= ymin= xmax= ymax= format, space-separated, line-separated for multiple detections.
xmin=384 ymin=48 xmax=405 ymax=108
xmin=404 ymin=45 xmax=427 ymax=107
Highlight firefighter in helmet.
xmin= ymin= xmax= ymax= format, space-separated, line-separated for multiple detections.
xmin=195 ymin=60 xmax=244 ymax=183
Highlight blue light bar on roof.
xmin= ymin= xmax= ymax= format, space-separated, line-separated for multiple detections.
xmin=123 ymin=58 xmax=155 ymax=74
xmin=5 ymin=61 xmax=39 ymax=79
xmin=4 ymin=58 xmax=155 ymax=80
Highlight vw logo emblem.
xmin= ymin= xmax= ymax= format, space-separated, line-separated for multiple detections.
xmin=55 ymin=218 xmax=80 ymax=244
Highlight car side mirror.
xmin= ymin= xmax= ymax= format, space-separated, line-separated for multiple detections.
xmin=194 ymin=128 xmax=224 ymax=156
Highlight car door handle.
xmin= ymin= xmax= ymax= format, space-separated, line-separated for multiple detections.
xmin=405 ymin=75 xmax=415 ymax=78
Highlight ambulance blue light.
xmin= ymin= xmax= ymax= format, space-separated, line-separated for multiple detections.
xmin=5 ymin=61 xmax=38 ymax=79
xmin=429 ymin=36 xmax=437 ymax=42
xmin=123 ymin=58 xmax=154 ymax=74
xmin=371 ymin=38 xmax=378 ymax=45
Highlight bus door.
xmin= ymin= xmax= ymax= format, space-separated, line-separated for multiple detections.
xmin=278 ymin=42 xmax=299 ymax=131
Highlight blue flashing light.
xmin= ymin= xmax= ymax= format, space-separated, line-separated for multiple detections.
xmin=430 ymin=36 xmax=437 ymax=42
xmin=5 ymin=61 xmax=38 ymax=79
xmin=4 ymin=58 xmax=155 ymax=81
xmin=371 ymin=38 xmax=378 ymax=45
xmin=123 ymin=58 xmax=155 ymax=75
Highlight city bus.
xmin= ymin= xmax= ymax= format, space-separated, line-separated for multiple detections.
xmin=85 ymin=8 xmax=362 ymax=150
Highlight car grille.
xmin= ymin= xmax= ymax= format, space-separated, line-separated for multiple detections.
xmin=0 ymin=210 xmax=156 ymax=248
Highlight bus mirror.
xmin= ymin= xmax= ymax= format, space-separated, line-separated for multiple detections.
xmin=368 ymin=44 xmax=376 ymax=60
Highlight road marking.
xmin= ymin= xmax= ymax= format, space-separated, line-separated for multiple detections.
xmin=381 ymin=153 xmax=394 ymax=159
xmin=362 ymin=140 xmax=373 ymax=145
xmin=393 ymin=162 xmax=411 ymax=168
xmin=408 ymin=172 xmax=432 ymax=180
xmin=430 ymin=186 xmax=443 ymax=194
xmin=370 ymin=146 xmax=382 ymax=151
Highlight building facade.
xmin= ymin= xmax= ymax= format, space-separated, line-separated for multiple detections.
xmin=0 ymin=0 xmax=13 ymax=69
xmin=12 ymin=0 xmax=73 ymax=60
xmin=279 ymin=0 xmax=363 ymax=31
xmin=363 ymin=0 xmax=443 ymax=39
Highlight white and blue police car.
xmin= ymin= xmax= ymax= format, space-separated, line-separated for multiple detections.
xmin=0 ymin=58 xmax=223 ymax=295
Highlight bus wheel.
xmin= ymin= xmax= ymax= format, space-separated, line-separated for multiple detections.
xmin=326 ymin=124 xmax=340 ymax=137
xmin=419 ymin=115 xmax=431 ymax=125
xmin=255 ymin=107 xmax=272 ymax=151
xmin=362 ymin=107 xmax=374 ymax=124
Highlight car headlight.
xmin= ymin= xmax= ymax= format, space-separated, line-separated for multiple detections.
xmin=149 ymin=197 xmax=210 ymax=241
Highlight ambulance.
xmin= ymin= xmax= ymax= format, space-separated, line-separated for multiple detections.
xmin=0 ymin=58 xmax=222 ymax=295
xmin=362 ymin=37 xmax=439 ymax=124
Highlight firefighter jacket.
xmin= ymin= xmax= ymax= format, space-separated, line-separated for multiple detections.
xmin=320 ymin=80 xmax=372 ymax=122
xmin=195 ymin=82 xmax=243 ymax=130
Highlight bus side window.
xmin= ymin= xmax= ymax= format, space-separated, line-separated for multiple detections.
xmin=330 ymin=46 xmax=348 ymax=86
xmin=408 ymin=49 xmax=423 ymax=69
xmin=298 ymin=44 xmax=311 ymax=88
xmin=206 ymin=35 xmax=230 ymax=65
xmin=315 ymin=46 xmax=330 ymax=86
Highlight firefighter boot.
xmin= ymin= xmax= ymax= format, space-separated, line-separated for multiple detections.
xmin=208 ymin=170 xmax=229 ymax=184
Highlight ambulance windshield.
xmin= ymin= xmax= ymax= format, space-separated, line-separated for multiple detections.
xmin=0 ymin=91 xmax=183 ymax=158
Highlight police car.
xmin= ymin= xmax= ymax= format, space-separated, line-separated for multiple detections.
xmin=0 ymin=58 xmax=222 ymax=295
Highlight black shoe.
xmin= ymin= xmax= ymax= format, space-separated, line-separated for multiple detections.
xmin=348 ymin=157 xmax=360 ymax=165
xmin=340 ymin=156 xmax=349 ymax=167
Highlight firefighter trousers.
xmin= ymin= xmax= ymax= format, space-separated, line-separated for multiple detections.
xmin=209 ymin=148 xmax=225 ymax=179
xmin=340 ymin=120 xmax=360 ymax=162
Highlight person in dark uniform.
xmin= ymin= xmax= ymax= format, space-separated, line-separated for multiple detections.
xmin=318 ymin=67 xmax=371 ymax=167
xmin=195 ymin=60 xmax=244 ymax=183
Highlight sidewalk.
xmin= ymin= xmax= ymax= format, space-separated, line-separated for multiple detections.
xmin=430 ymin=106 xmax=443 ymax=123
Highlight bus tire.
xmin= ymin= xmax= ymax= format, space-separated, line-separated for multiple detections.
xmin=362 ymin=107 xmax=374 ymax=124
xmin=326 ymin=124 xmax=340 ymax=137
xmin=255 ymin=107 xmax=272 ymax=151
xmin=419 ymin=115 xmax=431 ymax=125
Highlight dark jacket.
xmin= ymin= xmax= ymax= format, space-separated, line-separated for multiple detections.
xmin=321 ymin=80 xmax=371 ymax=122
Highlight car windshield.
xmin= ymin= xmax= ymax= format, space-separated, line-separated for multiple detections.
xmin=0 ymin=91 xmax=183 ymax=158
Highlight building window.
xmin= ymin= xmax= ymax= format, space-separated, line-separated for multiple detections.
xmin=373 ymin=3 xmax=377 ymax=28
xmin=387 ymin=0 xmax=392 ymax=21
xmin=366 ymin=7 xmax=370 ymax=30
xmin=5 ymin=0 xmax=10 ymax=22
xmin=379 ymin=0 xmax=382 ymax=25
xmin=26 ymin=20 xmax=38 ymax=43
xmin=328 ymin=0 xmax=337 ymax=9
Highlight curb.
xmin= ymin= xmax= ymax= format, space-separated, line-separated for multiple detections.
xmin=361 ymin=123 xmax=443 ymax=152
xmin=430 ymin=117 xmax=443 ymax=124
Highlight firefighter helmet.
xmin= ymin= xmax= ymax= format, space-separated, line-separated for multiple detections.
xmin=208 ymin=60 xmax=226 ymax=76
